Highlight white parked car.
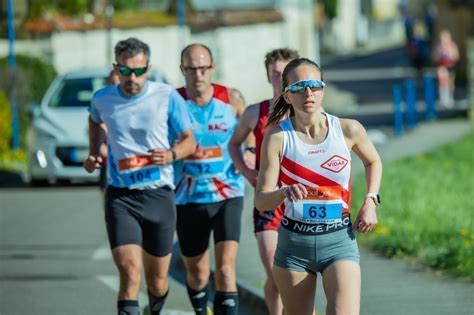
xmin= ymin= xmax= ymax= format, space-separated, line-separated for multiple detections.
xmin=24 ymin=68 xmax=166 ymax=185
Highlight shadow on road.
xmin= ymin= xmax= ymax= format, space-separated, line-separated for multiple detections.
xmin=0 ymin=170 xmax=24 ymax=188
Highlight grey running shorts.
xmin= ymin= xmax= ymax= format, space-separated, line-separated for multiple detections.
xmin=274 ymin=221 xmax=360 ymax=274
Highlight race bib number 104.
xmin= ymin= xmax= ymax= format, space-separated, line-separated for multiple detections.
xmin=118 ymin=155 xmax=161 ymax=188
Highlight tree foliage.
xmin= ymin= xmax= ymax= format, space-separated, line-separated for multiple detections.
xmin=0 ymin=55 xmax=56 ymax=149
xmin=0 ymin=91 xmax=11 ymax=153
xmin=28 ymin=0 xmax=142 ymax=18
xmin=324 ymin=0 xmax=338 ymax=19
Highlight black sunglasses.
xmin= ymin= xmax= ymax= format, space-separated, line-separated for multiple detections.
xmin=116 ymin=64 xmax=148 ymax=77
xmin=182 ymin=65 xmax=213 ymax=75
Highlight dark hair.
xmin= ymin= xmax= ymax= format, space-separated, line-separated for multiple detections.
xmin=266 ymin=58 xmax=323 ymax=127
xmin=264 ymin=48 xmax=299 ymax=75
xmin=114 ymin=37 xmax=150 ymax=62
xmin=180 ymin=43 xmax=214 ymax=65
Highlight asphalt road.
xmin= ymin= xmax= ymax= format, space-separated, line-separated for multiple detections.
xmin=0 ymin=184 xmax=262 ymax=315
xmin=0 ymin=186 xmax=196 ymax=315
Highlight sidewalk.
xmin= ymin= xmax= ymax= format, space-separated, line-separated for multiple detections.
xmin=231 ymin=119 xmax=473 ymax=314
xmin=332 ymin=100 xmax=470 ymax=128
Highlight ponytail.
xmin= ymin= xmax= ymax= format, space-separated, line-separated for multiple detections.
xmin=266 ymin=95 xmax=294 ymax=127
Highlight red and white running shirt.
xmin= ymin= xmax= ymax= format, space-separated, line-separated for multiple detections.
xmin=278 ymin=113 xmax=352 ymax=224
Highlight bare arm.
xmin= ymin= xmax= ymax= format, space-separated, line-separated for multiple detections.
xmin=229 ymin=104 xmax=259 ymax=186
xmin=84 ymin=116 xmax=104 ymax=173
xmin=228 ymin=87 xmax=246 ymax=118
xmin=342 ymin=119 xmax=382 ymax=233
xmin=149 ymin=129 xmax=196 ymax=165
xmin=255 ymin=127 xmax=307 ymax=211
xmin=172 ymin=129 xmax=196 ymax=160
xmin=228 ymin=87 xmax=256 ymax=165
xmin=99 ymin=123 xmax=108 ymax=157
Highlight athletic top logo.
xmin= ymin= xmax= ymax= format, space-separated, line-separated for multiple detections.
xmin=208 ymin=122 xmax=228 ymax=132
xmin=320 ymin=155 xmax=349 ymax=173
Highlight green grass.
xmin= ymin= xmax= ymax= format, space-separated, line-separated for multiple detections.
xmin=353 ymin=130 xmax=474 ymax=279
xmin=0 ymin=149 xmax=26 ymax=173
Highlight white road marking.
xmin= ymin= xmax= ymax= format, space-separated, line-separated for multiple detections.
xmin=97 ymin=275 xmax=194 ymax=315
xmin=92 ymin=244 xmax=112 ymax=260
xmin=97 ymin=275 xmax=148 ymax=306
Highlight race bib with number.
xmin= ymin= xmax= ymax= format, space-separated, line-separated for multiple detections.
xmin=183 ymin=146 xmax=224 ymax=178
xmin=291 ymin=186 xmax=343 ymax=224
xmin=118 ymin=155 xmax=161 ymax=188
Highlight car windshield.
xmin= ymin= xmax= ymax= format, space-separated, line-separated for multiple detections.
xmin=48 ymin=77 xmax=107 ymax=108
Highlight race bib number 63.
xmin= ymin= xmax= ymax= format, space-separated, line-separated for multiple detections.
xmin=291 ymin=186 xmax=344 ymax=224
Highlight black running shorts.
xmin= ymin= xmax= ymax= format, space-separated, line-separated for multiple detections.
xmin=104 ymin=185 xmax=176 ymax=257
xmin=176 ymin=197 xmax=244 ymax=257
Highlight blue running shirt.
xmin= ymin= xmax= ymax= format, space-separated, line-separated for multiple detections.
xmin=89 ymin=81 xmax=191 ymax=189
xmin=174 ymin=86 xmax=244 ymax=204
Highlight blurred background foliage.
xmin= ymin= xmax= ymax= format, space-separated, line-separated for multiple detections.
xmin=0 ymin=91 xmax=12 ymax=153
xmin=0 ymin=55 xmax=57 ymax=152
xmin=28 ymin=0 xmax=138 ymax=17
xmin=353 ymin=131 xmax=474 ymax=280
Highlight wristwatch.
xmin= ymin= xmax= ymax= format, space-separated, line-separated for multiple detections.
xmin=170 ymin=149 xmax=177 ymax=161
xmin=366 ymin=192 xmax=381 ymax=206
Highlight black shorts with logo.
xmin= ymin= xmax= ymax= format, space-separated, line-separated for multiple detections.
xmin=104 ymin=185 xmax=176 ymax=257
xmin=176 ymin=197 xmax=244 ymax=257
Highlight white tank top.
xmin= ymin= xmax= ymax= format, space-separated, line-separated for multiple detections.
xmin=278 ymin=113 xmax=352 ymax=229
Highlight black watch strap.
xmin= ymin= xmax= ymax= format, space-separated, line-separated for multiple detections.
xmin=170 ymin=149 xmax=177 ymax=161
xmin=366 ymin=193 xmax=381 ymax=206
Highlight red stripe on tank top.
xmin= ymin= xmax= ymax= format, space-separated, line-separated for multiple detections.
xmin=281 ymin=156 xmax=340 ymax=186
xmin=212 ymin=177 xmax=232 ymax=199
xmin=253 ymin=100 xmax=271 ymax=170
xmin=177 ymin=84 xmax=230 ymax=103
xmin=280 ymin=156 xmax=350 ymax=198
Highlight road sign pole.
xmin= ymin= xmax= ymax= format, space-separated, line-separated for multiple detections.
xmin=177 ymin=0 xmax=186 ymax=50
xmin=392 ymin=85 xmax=403 ymax=136
xmin=7 ymin=0 xmax=20 ymax=150
xmin=424 ymin=73 xmax=437 ymax=121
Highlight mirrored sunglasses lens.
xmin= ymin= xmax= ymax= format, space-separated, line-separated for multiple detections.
xmin=309 ymin=81 xmax=324 ymax=88
xmin=135 ymin=67 xmax=147 ymax=76
xmin=119 ymin=67 xmax=132 ymax=76
xmin=288 ymin=84 xmax=305 ymax=93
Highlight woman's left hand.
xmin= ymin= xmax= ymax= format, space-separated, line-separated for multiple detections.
xmin=353 ymin=198 xmax=378 ymax=233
